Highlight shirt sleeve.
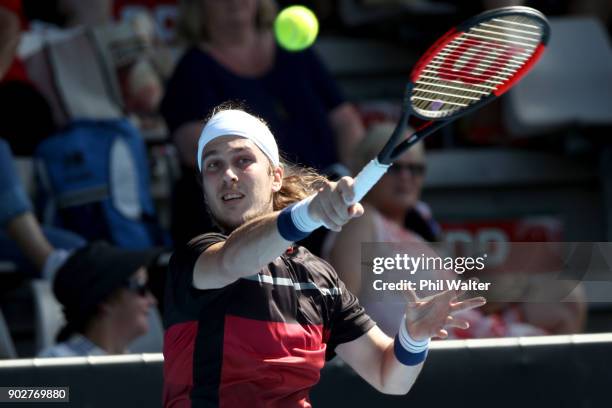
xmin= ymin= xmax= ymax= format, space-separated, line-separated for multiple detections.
xmin=325 ymin=275 xmax=376 ymax=360
xmin=163 ymin=232 xmax=228 ymax=328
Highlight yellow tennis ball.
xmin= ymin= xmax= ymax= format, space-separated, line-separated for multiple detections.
xmin=274 ymin=6 xmax=319 ymax=52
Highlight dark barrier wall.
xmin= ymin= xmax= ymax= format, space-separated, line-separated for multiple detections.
xmin=313 ymin=336 xmax=612 ymax=408
xmin=0 ymin=355 xmax=164 ymax=407
xmin=0 ymin=334 xmax=611 ymax=408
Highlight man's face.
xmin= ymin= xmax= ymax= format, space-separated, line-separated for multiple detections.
xmin=200 ymin=136 xmax=282 ymax=231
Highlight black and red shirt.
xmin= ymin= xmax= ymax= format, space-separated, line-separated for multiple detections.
xmin=163 ymin=233 xmax=374 ymax=408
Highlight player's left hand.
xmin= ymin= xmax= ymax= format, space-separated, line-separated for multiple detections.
xmin=403 ymin=286 xmax=486 ymax=340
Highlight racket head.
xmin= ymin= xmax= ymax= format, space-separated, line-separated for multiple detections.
xmin=407 ymin=6 xmax=550 ymax=121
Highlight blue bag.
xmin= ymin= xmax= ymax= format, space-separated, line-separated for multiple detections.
xmin=35 ymin=119 xmax=167 ymax=249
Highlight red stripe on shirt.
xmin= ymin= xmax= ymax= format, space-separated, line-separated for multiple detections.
xmin=219 ymin=316 xmax=327 ymax=408
xmin=163 ymin=321 xmax=198 ymax=408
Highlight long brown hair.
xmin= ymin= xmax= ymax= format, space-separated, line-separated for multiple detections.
xmin=273 ymin=161 xmax=327 ymax=210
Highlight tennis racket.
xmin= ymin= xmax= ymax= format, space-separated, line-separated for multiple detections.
xmin=352 ymin=6 xmax=550 ymax=202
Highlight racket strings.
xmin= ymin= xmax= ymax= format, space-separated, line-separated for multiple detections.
xmin=434 ymin=51 xmax=526 ymax=70
xmin=417 ymin=75 xmax=496 ymax=91
xmin=479 ymin=22 xmax=540 ymax=36
xmin=491 ymin=16 xmax=542 ymax=29
xmin=462 ymin=32 xmax=535 ymax=47
xmin=435 ymin=42 xmax=531 ymax=64
xmin=471 ymin=27 xmax=540 ymax=42
xmin=428 ymin=66 xmax=510 ymax=83
xmin=411 ymin=14 xmax=545 ymax=118
xmin=436 ymin=37 xmax=536 ymax=81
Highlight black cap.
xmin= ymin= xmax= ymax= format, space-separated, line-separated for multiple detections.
xmin=53 ymin=241 xmax=161 ymax=337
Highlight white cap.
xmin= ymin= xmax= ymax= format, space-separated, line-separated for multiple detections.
xmin=197 ymin=110 xmax=280 ymax=171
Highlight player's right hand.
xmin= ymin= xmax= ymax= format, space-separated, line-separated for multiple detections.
xmin=308 ymin=177 xmax=364 ymax=231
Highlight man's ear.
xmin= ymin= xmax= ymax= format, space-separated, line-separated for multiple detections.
xmin=271 ymin=165 xmax=283 ymax=193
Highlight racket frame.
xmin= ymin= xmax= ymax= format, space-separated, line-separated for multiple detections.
xmin=352 ymin=6 xmax=551 ymax=203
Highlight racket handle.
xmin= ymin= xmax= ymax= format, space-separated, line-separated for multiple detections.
xmin=352 ymin=159 xmax=391 ymax=203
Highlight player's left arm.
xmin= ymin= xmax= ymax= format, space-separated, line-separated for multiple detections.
xmin=335 ymin=325 xmax=422 ymax=395
xmin=335 ymin=289 xmax=486 ymax=395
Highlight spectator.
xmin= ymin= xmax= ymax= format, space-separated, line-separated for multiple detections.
xmin=39 ymin=242 xmax=160 ymax=357
xmin=160 ymin=0 xmax=365 ymax=244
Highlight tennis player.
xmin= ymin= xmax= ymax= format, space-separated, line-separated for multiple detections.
xmin=162 ymin=107 xmax=486 ymax=407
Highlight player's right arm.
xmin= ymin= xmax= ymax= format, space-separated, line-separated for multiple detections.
xmin=192 ymin=212 xmax=291 ymax=289
xmin=192 ymin=177 xmax=364 ymax=290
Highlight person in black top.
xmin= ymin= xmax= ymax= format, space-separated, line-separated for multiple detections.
xmin=161 ymin=0 xmax=365 ymax=245
xmin=163 ymin=106 xmax=486 ymax=407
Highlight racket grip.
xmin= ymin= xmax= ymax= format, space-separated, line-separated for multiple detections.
xmin=352 ymin=159 xmax=391 ymax=203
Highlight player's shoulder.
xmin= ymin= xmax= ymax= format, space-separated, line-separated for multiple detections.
xmin=187 ymin=232 xmax=227 ymax=248
xmin=288 ymin=245 xmax=340 ymax=284
xmin=170 ymin=232 xmax=227 ymax=267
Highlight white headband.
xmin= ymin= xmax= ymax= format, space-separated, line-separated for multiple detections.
xmin=197 ymin=110 xmax=280 ymax=171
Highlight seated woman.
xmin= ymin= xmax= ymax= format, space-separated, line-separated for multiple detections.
xmin=324 ymin=122 xmax=585 ymax=337
xmin=39 ymin=242 xmax=159 ymax=357
xmin=160 ymin=0 xmax=364 ymax=244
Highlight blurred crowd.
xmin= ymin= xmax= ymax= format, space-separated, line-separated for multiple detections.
xmin=1 ymin=0 xmax=609 ymax=359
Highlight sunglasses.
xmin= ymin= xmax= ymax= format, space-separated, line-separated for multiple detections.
xmin=387 ymin=163 xmax=426 ymax=177
xmin=125 ymin=278 xmax=150 ymax=297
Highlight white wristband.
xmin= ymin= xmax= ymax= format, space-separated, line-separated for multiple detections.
xmin=291 ymin=195 xmax=322 ymax=232
xmin=399 ymin=314 xmax=430 ymax=353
